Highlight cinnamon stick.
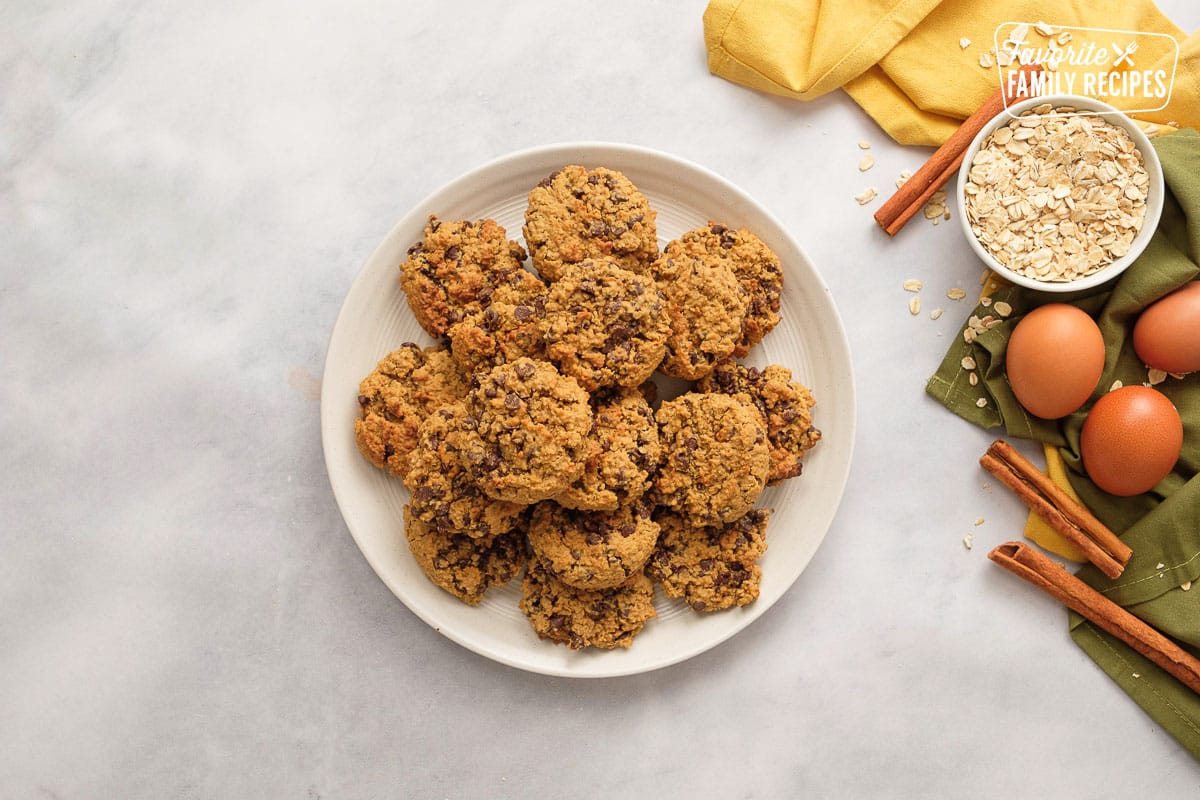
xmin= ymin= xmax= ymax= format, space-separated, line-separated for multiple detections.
xmin=989 ymin=541 xmax=1200 ymax=696
xmin=874 ymin=65 xmax=1042 ymax=236
xmin=980 ymin=439 xmax=1131 ymax=579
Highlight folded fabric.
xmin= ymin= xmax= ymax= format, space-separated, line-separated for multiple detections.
xmin=703 ymin=0 xmax=1200 ymax=145
xmin=926 ymin=129 xmax=1200 ymax=758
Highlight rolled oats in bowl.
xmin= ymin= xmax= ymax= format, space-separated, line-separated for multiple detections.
xmin=957 ymin=95 xmax=1163 ymax=293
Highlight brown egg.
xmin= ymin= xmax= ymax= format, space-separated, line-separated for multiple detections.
xmin=1005 ymin=304 xmax=1105 ymax=419
xmin=1081 ymin=385 xmax=1182 ymax=496
xmin=1133 ymin=282 xmax=1200 ymax=374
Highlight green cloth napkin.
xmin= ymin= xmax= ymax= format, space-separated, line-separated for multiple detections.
xmin=926 ymin=129 xmax=1200 ymax=759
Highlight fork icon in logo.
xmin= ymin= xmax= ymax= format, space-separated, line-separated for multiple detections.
xmin=1112 ymin=41 xmax=1138 ymax=67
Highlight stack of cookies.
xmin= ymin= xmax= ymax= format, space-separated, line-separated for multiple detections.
xmin=353 ymin=165 xmax=821 ymax=650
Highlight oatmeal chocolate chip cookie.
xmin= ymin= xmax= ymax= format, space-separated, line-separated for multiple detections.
xmin=399 ymin=216 xmax=529 ymax=337
xmin=527 ymin=501 xmax=659 ymax=590
xmin=653 ymin=392 xmax=770 ymax=526
xmin=647 ymin=508 xmax=770 ymax=612
xmin=519 ymin=561 xmax=657 ymax=650
xmin=670 ymin=223 xmax=783 ymax=357
xmin=354 ymin=343 xmax=468 ymax=479
xmin=446 ymin=270 xmax=549 ymax=376
xmin=653 ymin=249 xmax=749 ymax=381
xmin=523 ymin=165 xmax=659 ymax=282
xmin=404 ymin=505 xmax=526 ymax=605
xmin=555 ymin=387 xmax=660 ymax=512
xmin=403 ymin=403 xmax=527 ymax=538
xmin=697 ymin=361 xmax=821 ymax=484
xmin=541 ymin=259 xmax=669 ymax=391
xmin=456 ymin=358 xmax=593 ymax=504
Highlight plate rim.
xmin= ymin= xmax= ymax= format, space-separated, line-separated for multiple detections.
xmin=321 ymin=140 xmax=857 ymax=677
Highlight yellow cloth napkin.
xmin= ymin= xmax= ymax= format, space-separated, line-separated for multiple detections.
xmin=1024 ymin=444 xmax=1089 ymax=562
xmin=704 ymin=0 xmax=1200 ymax=145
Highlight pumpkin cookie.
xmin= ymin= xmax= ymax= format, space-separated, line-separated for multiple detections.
xmin=404 ymin=505 xmax=526 ymax=605
xmin=669 ymin=223 xmax=783 ymax=357
xmin=697 ymin=361 xmax=820 ymax=484
xmin=354 ymin=343 xmax=467 ymax=479
xmin=541 ymin=259 xmax=669 ymax=391
xmin=399 ymin=216 xmax=529 ymax=337
xmin=647 ymin=508 xmax=770 ymax=612
xmin=403 ymin=403 xmax=527 ymax=538
xmin=446 ymin=270 xmax=549 ymax=377
xmin=523 ymin=165 xmax=658 ymax=281
xmin=555 ymin=387 xmax=660 ymax=512
xmin=653 ymin=393 xmax=770 ymax=526
xmin=456 ymin=358 xmax=593 ymax=504
xmin=519 ymin=561 xmax=657 ymax=650
xmin=527 ymin=501 xmax=659 ymax=590
xmin=653 ymin=247 xmax=749 ymax=381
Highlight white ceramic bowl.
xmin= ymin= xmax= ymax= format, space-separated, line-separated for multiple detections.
xmin=955 ymin=94 xmax=1163 ymax=293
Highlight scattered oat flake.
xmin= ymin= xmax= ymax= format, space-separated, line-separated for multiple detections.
xmin=979 ymin=52 xmax=993 ymax=68
xmin=1183 ymin=581 xmax=1192 ymax=591
xmin=909 ymin=296 xmax=921 ymax=315
xmin=930 ymin=308 xmax=944 ymax=320
xmin=895 ymin=170 xmax=913 ymax=188
xmin=1133 ymin=672 xmax=1142 ymax=679
xmin=858 ymin=140 xmax=871 ymax=149
xmin=1034 ymin=21 xmax=1057 ymax=36
xmin=976 ymin=397 xmax=988 ymax=408
xmin=854 ymin=187 xmax=878 ymax=205
xmin=859 ymin=154 xmax=875 ymax=172
xmin=947 ymin=287 xmax=967 ymax=300
xmin=963 ymin=532 xmax=974 ymax=550
xmin=975 ymin=517 xmax=985 ymax=526
xmin=969 ymin=372 xmax=979 ymax=386
xmin=1148 ymin=368 xmax=1167 ymax=385
xmin=1109 ymin=379 xmax=1124 ymax=391
xmin=960 ymin=37 xmax=971 ymax=49
xmin=980 ymin=296 xmax=993 ymax=307
xmin=961 ymin=356 xmax=977 ymax=370
xmin=943 ymin=210 xmax=951 ymax=221
xmin=1157 ymin=562 xmax=1166 ymax=570
xmin=903 ymin=279 xmax=923 ymax=292
xmin=1056 ymin=30 xmax=1072 ymax=45
xmin=994 ymin=301 xmax=1013 ymax=317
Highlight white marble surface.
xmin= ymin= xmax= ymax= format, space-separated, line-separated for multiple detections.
xmin=4 ymin=1 xmax=1199 ymax=796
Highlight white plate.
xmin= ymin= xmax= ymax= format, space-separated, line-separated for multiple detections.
xmin=321 ymin=142 xmax=856 ymax=677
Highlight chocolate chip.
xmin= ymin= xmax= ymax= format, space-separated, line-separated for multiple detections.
xmin=504 ymin=393 xmax=521 ymax=410
xmin=513 ymin=305 xmax=532 ymax=321
xmin=549 ymin=614 xmax=567 ymax=630
xmin=357 ymin=394 xmax=369 ymax=406
xmin=444 ymin=245 xmax=462 ymax=261
xmin=484 ymin=386 xmax=497 ymax=398
xmin=514 ymin=361 xmax=535 ymax=379
xmin=587 ymin=175 xmax=599 ymax=186
xmin=413 ymin=486 xmax=433 ymax=503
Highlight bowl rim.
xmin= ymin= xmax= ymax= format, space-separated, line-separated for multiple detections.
xmin=955 ymin=93 xmax=1164 ymax=294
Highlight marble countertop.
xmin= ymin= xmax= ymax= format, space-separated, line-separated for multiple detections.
xmin=4 ymin=1 xmax=1198 ymax=795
